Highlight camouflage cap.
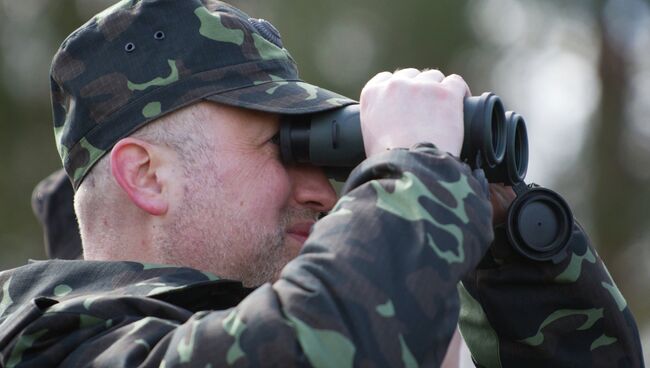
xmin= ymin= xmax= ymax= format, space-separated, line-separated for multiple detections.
xmin=50 ymin=0 xmax=357 ymax=189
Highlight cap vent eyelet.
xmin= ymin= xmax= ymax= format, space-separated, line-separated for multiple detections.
xmin=124 ymin=42 xmax=136 ymax=53
xmin=154 ymin=31 xmax=165 ymax=40
xmin=248 ymin=18 xmax=283 ymax=48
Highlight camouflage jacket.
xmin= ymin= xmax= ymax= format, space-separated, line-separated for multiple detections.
xmin=459 ymin=220 xmax=645 ymax=367
xmin=0 ymin=145 xmax=643 ymax=367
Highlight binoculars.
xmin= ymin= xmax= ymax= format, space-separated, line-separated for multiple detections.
xmin=279 ymin=92 xmax=528 ymax=185
xmin=278 ymin=93 xmax=575 ymax=264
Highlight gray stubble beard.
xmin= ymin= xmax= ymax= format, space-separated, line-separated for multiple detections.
xmin=159 ymin=179 xmax=318 ymax=288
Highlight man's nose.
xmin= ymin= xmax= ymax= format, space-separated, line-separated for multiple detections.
xmin=287 ymin=164 xmax=338 ymax=212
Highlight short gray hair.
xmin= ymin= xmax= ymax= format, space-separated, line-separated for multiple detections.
xmin=74 ymin=102 xmax=217 ymax=243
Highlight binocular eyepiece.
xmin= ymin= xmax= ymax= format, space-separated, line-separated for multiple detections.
xmin=462 ymin=93 xmax=529 ymax=185
xmin=279 ymin=92 xmax=528 ymax=185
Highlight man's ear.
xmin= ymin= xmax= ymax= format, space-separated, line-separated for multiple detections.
xmin=110 ymin=138 xmax=168 ymax=216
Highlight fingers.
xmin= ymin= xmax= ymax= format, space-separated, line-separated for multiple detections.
xmin=364 ymin=69 xmax=423 ymax=92
xmin=366 ymin=69 xmax=469 ymax=96
xmin=415 ymin=69 xmax=445 ymax=83
xmin=365 ymin=71 xmax=392 ymax=86
xmin=369 ymin=68 xmax=446 ymax=83
xmin=441 ymin=74 xmax=472 ymax=98
xmin=360 ymin=67 xmax=470 ymax=158
xmin=488 ymin=183 xmax=517 ymax=226
xmin=393 ymin=68 xmax=421 ymax=79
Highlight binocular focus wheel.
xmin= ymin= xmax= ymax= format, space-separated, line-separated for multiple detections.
xmin=507 ymin=186 xmax=573 ymax=262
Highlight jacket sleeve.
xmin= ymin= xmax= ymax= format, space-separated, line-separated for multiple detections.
xmin=458 ymin=221 xmax=645 ymax=368
xmin=2 ymin=144 xmax=494 ymax=367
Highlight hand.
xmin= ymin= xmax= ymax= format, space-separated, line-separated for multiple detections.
xmin=359 ymin=68 xmax=470 ymax=158
xmin=489 ymin=183 xmax=516 ymax=226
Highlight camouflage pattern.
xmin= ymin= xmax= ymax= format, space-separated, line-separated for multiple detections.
xmin=459 ymin=223 xmax=645 ymax=367
xmin=2 ymin=145 xmax=642 ymax=366
xmin=1 ymin=145 xmax=495 ymax=367
xmin=50 ymin=0 xmax=356 ymax=189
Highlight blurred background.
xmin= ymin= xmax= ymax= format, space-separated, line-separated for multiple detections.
xmin=0 ymin=0 xmax=648 ymax=361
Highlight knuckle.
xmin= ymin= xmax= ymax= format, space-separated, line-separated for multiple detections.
xmin=376 ymin=71 xmax=392 ymax=79
xmin=360 ymin=85 xmax=372 ymax=100
xmin=424 ymin=68 xmax=444 ymax=76
xmin=434 ymin=86 xmax=452 ymax=100
xmin=360 ymin=83 xmax=382 ymax=102
xmin=420 ymin=82 xmax=449 ymax=99
xmin=384 ymin=78 xmax=408 ymax=94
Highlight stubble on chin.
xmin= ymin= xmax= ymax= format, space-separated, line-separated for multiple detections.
xmin=237 ymin=206 xmax=319 ymax=287
xmin=159 ymin=195 xmax=319 ymax=288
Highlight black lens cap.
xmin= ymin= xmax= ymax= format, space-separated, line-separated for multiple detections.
xmin=507 ymin=185 xmax=573 ymax=263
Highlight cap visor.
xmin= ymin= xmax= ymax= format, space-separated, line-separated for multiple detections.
xmin=205 ymin=80 xmax=357 ymax=115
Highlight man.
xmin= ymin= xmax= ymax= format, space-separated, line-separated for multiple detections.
xmin=0 ymin=1 xmax=644 ymax=367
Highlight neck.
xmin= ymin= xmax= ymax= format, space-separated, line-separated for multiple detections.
xmin=81 ymin=211 xmax=159 ymax=263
